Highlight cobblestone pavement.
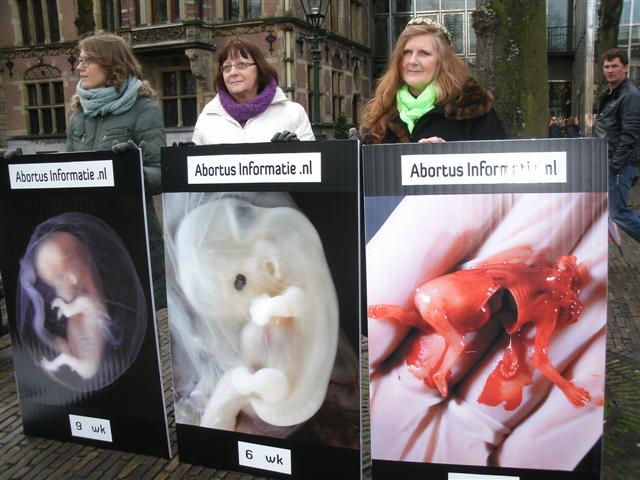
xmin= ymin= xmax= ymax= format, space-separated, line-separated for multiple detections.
xmin=1 ymin=191 xmax=639 ymax=479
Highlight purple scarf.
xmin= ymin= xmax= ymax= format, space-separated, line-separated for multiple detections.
xmin=219 ymin=77 xmax=278 ymax=127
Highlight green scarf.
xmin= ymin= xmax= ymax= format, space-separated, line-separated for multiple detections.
xmin=77 ymin=75 xmax=142 ymax=118
xmin=396 ymin=83 xmax=437 ymax=134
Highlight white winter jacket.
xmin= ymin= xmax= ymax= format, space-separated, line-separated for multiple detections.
xmin=192 ymin=88 xmax=315 ymax=144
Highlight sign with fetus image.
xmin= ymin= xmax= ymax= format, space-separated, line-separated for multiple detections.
xmin=0 ymin=150 xmax=170 ymax=458
xmin=17 ymin=212 xmax=147 ymax=391
xmin=364 ymin=139 xmax=607 ymax=479
xmin=162 ymin=141 xmax=360 ymax=478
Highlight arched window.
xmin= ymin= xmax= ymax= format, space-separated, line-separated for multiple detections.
xmin=24 ymin=65 xmax=66 ymax=135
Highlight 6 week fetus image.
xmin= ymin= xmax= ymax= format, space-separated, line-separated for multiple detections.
xmin=18 ymin=212 xmax=147 ymax=392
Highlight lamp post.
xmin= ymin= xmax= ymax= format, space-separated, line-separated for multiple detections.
xmin=299 ymin=0 xmax=330 ymax=139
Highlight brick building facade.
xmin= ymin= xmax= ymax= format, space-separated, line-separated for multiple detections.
xmin=0 ymin=0 xmax=371 ymax=152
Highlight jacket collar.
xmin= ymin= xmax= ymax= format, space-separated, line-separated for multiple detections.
xmin=605 ymin=77 xmax=630 ymax=97
xmin=443 ymin=79 xmax=495 ymax=121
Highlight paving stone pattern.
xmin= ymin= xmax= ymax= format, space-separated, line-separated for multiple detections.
xmin=1 ymin=190 xmax=639 ymax=479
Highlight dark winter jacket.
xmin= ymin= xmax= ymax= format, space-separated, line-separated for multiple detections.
xmin=377 ymin=79 xmax=507 ymax=144
xmin=548 ymin=123 xmax=562 ymax=138
xmin=65 ymin=82 xmax=167 ymax=308
xmin=565 ymin=125 xmax=581 ymax=138
xmin=593 ymin=78 xmax=640 ymax=170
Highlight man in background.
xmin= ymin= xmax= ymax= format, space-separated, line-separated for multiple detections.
xmin=594 ymin=48 xmax=640 ymax=242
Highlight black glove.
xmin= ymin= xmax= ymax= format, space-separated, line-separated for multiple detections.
xmin=271 ymin=131 xmax=300 ymax=142
xmin=1 ymin=148 xmax=22 ymax=160
xmin=112 ymin=139 xmax=146 ymax=153
xmin=171 ymin=141 xmax=197 ymax=147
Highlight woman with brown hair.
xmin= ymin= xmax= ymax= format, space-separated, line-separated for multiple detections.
xmin=65 ymin=32 xmax=166 ymax=308
xmin=192 ymin=38 xmax=313 ymax=144
xmin=360 ymin=17 xmax=506 ymax=144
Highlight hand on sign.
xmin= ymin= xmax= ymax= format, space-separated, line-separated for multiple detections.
xmin=270 ymin=131 xmax=300 ymax=142
xmin=1 ymin=148 xmax=22 ymax=160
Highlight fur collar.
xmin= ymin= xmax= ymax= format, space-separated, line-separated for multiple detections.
xmin=70 ymin=80 xmax=156 ymax=112
xmin=444 ymin=79 xmax=494 ymax=120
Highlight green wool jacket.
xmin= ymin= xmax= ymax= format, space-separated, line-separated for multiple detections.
xmin=65 ymin=82 xmax=167 ymax=307
xmin=65 ymin=82 xmax=165 ymax=195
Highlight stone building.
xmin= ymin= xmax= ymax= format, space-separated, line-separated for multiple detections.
xmin=0 ymin=0 xmax=371 ymax=152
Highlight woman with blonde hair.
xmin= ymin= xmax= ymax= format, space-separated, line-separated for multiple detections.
xmin=65 ymin=32 xmax=166 ymax=308
xmin=360 ymin=17 xmax=506 ymax=144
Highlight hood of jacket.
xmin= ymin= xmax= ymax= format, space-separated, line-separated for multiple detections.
xmin=70 ymin=80 xmax=156 ymax=113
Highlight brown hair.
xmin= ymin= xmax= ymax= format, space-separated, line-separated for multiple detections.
xmin=602 ymin=48 xmax=629 ymax=65
xmin=213 ymin=38 xmax=278 ymax=94
xmin=360 ymin=22 xmax=469 ymax=143
xmin=78 ymin=33 xmax=143 ymax=90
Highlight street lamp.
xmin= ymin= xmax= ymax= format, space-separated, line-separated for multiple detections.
xmin=299 ymin=0 xmax=330 ymax=139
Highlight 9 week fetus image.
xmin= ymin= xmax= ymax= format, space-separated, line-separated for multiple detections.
xmin=366 ymin=192 xmax=607 ymax=470
xmin=18 ymin=212 xmax=147 ymax=392
xmin=34 ymin=231 xmax=108 ymax=380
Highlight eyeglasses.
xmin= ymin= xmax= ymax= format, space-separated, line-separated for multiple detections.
xmin=77 ymin=56 xmax=94 ymax=66
xmin=221 ymin=62 xmax=256 ymax=73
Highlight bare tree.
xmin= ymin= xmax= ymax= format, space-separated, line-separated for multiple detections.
xmin=472 ymin=0 xmax=548 ymax=138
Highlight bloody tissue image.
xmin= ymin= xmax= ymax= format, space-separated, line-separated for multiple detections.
xmin=369 ymin=254 xmax=590 ymax=410
xmin=17 ymin=212 xmax=147 ymax=392
xmin=165 ymin=192 xmax=359 ymax=445
xmin=366 ymin=192 xmax=607 ymax=471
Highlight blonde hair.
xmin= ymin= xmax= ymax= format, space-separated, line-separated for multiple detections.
xmin=78 ymin=33 xmax=143 ymax=90
xmin=360 ymin=23 xmax=469 ymax=143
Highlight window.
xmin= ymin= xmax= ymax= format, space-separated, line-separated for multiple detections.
xmin=372 ymin=0 xmax=478 ymax=80
xmin=47 ymin=0 xmax=60 ymax=40
xmin=18 ymin=0 xmax=31 ymax=44
xmin=352 ymin=94 xmax=360 ymax=125
xmin=152 ymin=0 xmax=180 ymax=23
xmin=330 ymin=0 xmax=339 ymax=33
xmin=307 ymin=65 xmax=315 ymax=122
xmin=162 ymin=69 xmax=197 ymax=128
xmin=102 ymin=0 xmax=121 ymax=32
xmin=25 ymin=80 xmax=66 ymax=135
xmin=350 ymin=1 xmax=363 ymax=43
xmin=17 ymin=0 xmax=60 ymax=45
xmin=225 ymin=0 xmax=261 ymax=21
xmin=331 ymin=70 xmax=344 ymax=122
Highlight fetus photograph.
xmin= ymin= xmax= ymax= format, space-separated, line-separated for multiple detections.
xmin=164 ymin=191 xmax=359 ymax=446
xmin=365 ymin=192 xmax=607 ymax=472
xmin=17 ymin=212 xmax=148 ymax=392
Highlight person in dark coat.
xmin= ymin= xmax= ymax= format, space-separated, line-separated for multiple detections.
xmin=65 ymin=33 xmax=167 ymax=308
xmin=359 ymin=16 xmax=506 ymax=144
xmin=593 ymin=48 xmax=640 ymax=242
xmin=548 ymin=116 xmax=562 ymax=138
xmin=565 ymin=116 xmax=581 ymax=138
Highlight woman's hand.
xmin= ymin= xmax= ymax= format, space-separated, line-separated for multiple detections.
xmin=418 ymin=136 xmax=445 ymax=143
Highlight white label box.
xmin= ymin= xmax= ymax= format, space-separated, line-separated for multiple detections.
xmin=237 ymin=440 xmax=292 ymax=475
xmin=449 ymin=473 xmax=520 ymax=480
xmin=69 ymin=414 xmax=113 ymax=442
